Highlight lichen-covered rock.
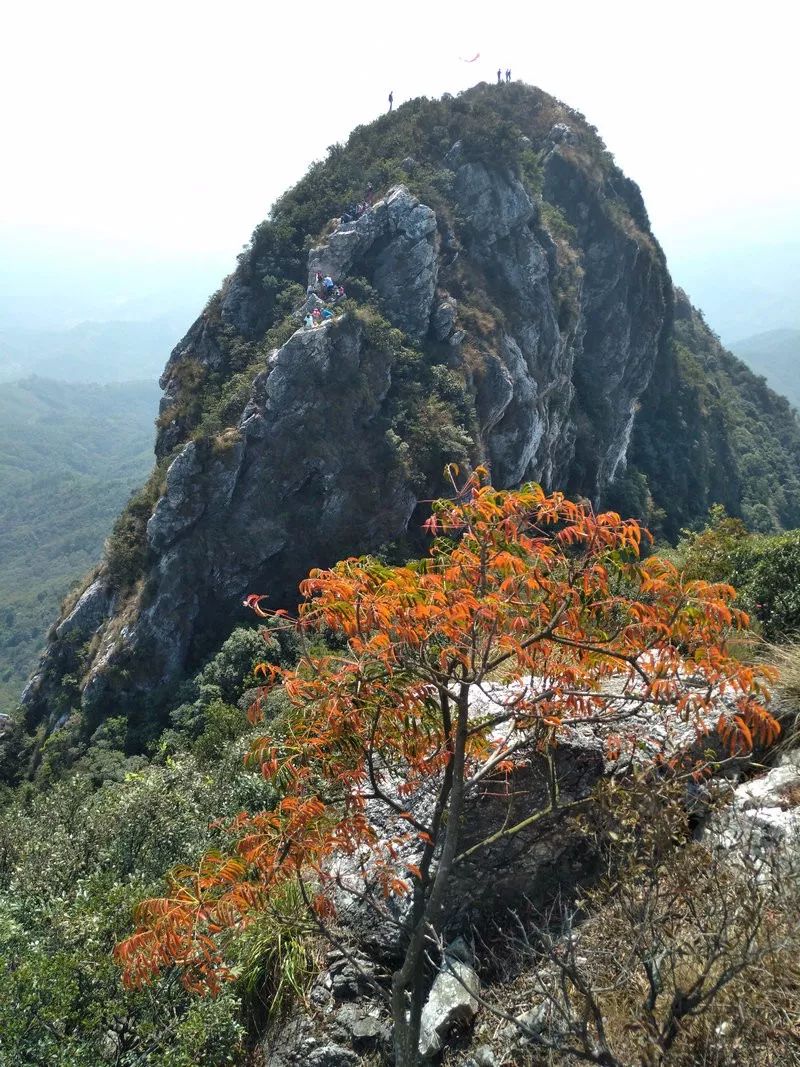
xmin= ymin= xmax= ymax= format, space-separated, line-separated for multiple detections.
xmin=542 ymin=146 xmax=671 ymax=495
xmin=463 ymin=1046 xmax=498 ymax=1067
xmin=449 ymin=160 xmax=576 ymax=489
xmin=431 ymin=298 xmax=458 ymax=341
xmin=547 ymin=122 xmax=576 ymax=146
xmin=146 ymin=442 xmax=207 ymax=553
xmin=261 ymin=947 xmax=391 ymax=1066
xmin=453 ymin=161 xmax=536 ymax=241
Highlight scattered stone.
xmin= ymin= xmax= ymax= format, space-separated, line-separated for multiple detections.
xmin=305 ymin=1045 xmax=360 ymax=1067
xmin=334 ymin=1002 xmax=387 ymax=1047
xmin=432 ymin=298 xmax=458 ymax=340
xmin=98 ymin=1030 xmax=121 ymax=1063
xmin=325 ymin=946 xmax=383 ymax=999
xmin=465 ymin=1046 xmax=497 ymax=1067
xmin=548 ymin=122 xmax=575 ymax=145
xmin=704 ymin=749 xmax=800 ymax=875
xmin=512 ymin=1001 xmax=550 ymax=1037
xmin=445 ymin=935 xmax=474 ymax=965
xmin=419 ymin=951 xmax=480 ymax=1059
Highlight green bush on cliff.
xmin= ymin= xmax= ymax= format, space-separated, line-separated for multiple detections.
xmin=676 ymin=506 xmax=800 ymax=640
xmin=348 ymin=304 xmax=476 ymax=491
xmin=677 ymin=504 xmax=751 ymax=582
xmin=0 ymin=754 xmax=263 ymax=1065
xmin=0 ymin=610 xmax=317 ymax=1063
xmin=626 ymin=308 xmax=800 ymax=540
xmin=733 ymin=531 xmax=800 ymax=640
xmin=105 ymin=465 xmax=169 ymax=592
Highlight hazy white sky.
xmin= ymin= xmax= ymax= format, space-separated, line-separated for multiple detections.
xmin=1 ymin=0 xmax=797 ymax=329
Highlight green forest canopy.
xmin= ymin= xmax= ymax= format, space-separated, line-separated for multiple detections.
xmin=0 ymin=377 xmax=158 ymax=710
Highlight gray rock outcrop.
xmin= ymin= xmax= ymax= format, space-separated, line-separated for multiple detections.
xmin=53 ymin=578 xmax=113 ymax=643
xmin=704 ymin=749 xmax=800 ymax=875
xmin=19 ymin=91 xmax=678 ymax=731
xmin=419 ymin=945 xmax=480 ymax=1059
xmin=309 ymin=185 xmax=438 ymax=343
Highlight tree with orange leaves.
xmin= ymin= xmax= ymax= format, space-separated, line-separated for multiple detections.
xmin=115 ymin=470 xmax=778 ymax=1066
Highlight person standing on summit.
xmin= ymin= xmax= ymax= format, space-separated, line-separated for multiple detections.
xmin=388 ymin=90 xmax=393 ymax=112
xmin=497 ymin=68 xmax=502 ymax=84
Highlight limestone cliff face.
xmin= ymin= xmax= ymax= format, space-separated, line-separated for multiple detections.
xmin=19 ymin=82 xmax=793 ymax=730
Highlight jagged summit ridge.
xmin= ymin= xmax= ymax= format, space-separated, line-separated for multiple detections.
xmin=308 ymin=185 xmax=438 ymax=342
xmin=20 ymin=82 xmax=800 ymax=731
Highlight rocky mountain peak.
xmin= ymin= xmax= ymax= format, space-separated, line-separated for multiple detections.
xmin=19 ymin=81 xmax=800 ymax=735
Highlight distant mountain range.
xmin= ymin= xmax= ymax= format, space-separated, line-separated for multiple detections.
xmin=0 ymin=316 xmax=190 ymax=383
xmin=0 ymin=377 xmax=159 ymax=710
xmin=668 ymin=240 xmax=800 ymax=344
xmin=731 ymin=329 xmax=800 ymax=410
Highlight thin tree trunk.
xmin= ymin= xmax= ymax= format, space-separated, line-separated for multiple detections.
xmin=390 ymin=683 xmax=471 ymax=1065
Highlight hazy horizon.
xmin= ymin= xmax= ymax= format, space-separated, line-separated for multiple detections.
xmin=1 ymin=0 xmax=797 ymax=343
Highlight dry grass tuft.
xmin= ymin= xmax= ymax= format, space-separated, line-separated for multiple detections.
xmin=761 ymin=640 xmax=800 ymax=754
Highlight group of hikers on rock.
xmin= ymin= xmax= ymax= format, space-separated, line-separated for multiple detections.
xmin=339 ymin=182 xmax=376 ymax=224
xmin=497 ymin=68 xmax=512 ymax=83
xmin=300 ymin=183 xmax=381 ymax=331
xmin=303 ymin=305 xmax=335 ymax=329
xmin=303 ymin=270 xmax=347 ymax=330
xmin=309 ymin=270 xmax=346 ymax=302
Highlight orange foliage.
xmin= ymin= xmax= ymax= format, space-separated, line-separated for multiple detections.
xmin=115 ymin=471 xmax=778 ymax=993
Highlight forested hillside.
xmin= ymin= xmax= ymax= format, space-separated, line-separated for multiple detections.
xmin=731 ymin=328 xmax=800 ymax=410
xmin=620 ymin=297 xmax=800 ymax=537
xmin=0 ymin=318 xmax=184 ymax=383
xmin=0 ymin=378 xmax=158 ymax=709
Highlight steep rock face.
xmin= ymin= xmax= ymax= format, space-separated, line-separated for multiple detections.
xmin=19 ymin=82 xmax=800 ymax=731
xmin=542 ymin=146 xmax=671 ymax=495
xmin=25 ymin=317 xmax=417 ymax=723
xmin=308 ymin=186 xmax=439 ymax=343
xmin=451 ymin=161 xmax=573 ymax=488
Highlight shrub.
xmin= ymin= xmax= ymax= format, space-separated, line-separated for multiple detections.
xmin=0 ymin=751 xmax=272 ymax=1066
xmin=677 ymin=503 xmax=751 ymax=582
xmin=677 ymin=508 xmax=800 ymax=641
xmin=232 ymin=881 xmax=318 ymax=1022
xmin=734 ymin=530 xmax=800 ymax=640
xmin=193 ymin=700 xmax=248 ymax=766
xmin=480 ymin=774 xmax=800 ymax=1067
xmin=105 ymin=466 xmax=168 ymax=591
xmin=116 ymin=476 xmax=776 ymax=1065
